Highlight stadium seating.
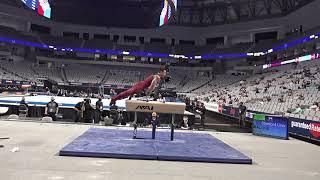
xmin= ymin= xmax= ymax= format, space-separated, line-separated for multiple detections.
xmin=83 ymin=39 xmax=114 ymax=49
xmin=144 ymin=43 xmax=173 ymax=54
xmin=1 ymin=45 xmax=320 ymax=121
xmin=193 ymin=60 xmax=320 ymax=121
xmin=63 ymin=64 xmax=107 ymax=84
xmin=105 ymin=69 xmax=140 ymax=86
xmin=39 ymin=35 xmax=83 ymax=48
xmin=116 ymin=44 xmax=141 ymax=52
xmin=33 ymin=66 xmax=64 ymax=83
xmin=0 ymin=23 xmax=319 ymax=121
xmin=0 ymin=60 xmax=32 ymax=81
xmin=0 ymin=26 xmax=38 ymax=43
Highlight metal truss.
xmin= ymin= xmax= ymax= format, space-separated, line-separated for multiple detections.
xmin=170 ymin=0 xmax=314 ymax=26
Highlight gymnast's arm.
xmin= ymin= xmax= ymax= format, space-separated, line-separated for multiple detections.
xmin=146 ymin=75 xmax=160 ymax=94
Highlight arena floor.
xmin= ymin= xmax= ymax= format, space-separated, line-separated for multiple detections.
xmin=0 ymin=120 xmax=319 ymax=180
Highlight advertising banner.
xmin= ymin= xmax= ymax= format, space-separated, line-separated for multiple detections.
xmin=221 ymin=105 xmax=240 ymax=118
xmin=103 ymin=84 xmax=132 ymax=89
xmin=253 ymin=115 xmax=289 ymax=139
xmin=1 ymin=79 xmax=33 ymax=86
xmin=204 ymin=102 xmax=219 ymax=112
xmin=289 ymin=118 xmax=320 ymax=142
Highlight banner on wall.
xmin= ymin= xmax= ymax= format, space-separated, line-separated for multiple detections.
xmin=0 ymin=79 xmax=34 ymax=86
xmin=222 ymin=105 xmax=240 ymax=118
xmin=205 ymin=103 xmax=238 ymax=116
xmin=289 ymin=118 xmax=320 ymax=142
xmin=205 ymin=103 xmax=275 ymax=121
xmin=252 ymin=115 xmax=289 ymax=139
xmin=204 ymin=102 xmax=220 ymax=112
xmin=102 ymin=84 xmax=132 ymax=89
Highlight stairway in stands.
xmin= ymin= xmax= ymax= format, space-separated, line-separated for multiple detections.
xmin=61 ymin=68 xmax=68 ymax=83
xmin=100 ymin=69 xmax=110 ymax=84
xmin=188 ymin=79 xmax=213 ymax=93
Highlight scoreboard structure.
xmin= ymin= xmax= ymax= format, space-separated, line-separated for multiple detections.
xmin=21 ymin=0 xmax=37 ymax=10
xmin=20 ymin=0 xmax=52 ymax=18
xmin=159 ymin=0 xmax=177 ymax=27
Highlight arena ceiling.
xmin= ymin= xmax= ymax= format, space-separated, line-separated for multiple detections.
xmin=51 ymin=0 xmax=163 ymax=28
xmin=2 ymin=0 xmax=316 ymax=28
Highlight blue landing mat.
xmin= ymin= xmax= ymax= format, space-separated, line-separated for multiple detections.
xmin=59 ymin=128 xmax=252 ymax=164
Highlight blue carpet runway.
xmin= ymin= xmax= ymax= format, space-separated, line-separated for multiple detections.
xmin=59 ymin=128 xmax=252 ymax=164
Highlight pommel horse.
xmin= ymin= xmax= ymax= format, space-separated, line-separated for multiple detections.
xmin=125 ymin=100 xmax=186 ymax=141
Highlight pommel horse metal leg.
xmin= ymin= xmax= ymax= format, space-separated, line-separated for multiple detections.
xmin=133 ymin=112 xmax=138 ymax=139
xmin=152 ymin=120 xmax=156 ymax=139
xmin=171 ymin=114 xmax=175 ymax=141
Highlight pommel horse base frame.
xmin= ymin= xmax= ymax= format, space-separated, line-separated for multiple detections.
xmin=125 ymin=100 xmax=186 ymax=141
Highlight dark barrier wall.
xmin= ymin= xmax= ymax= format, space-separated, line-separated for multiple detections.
xmin=207 ymin=104 xmax=320 ymax=143
xmin=289 ymin=118 xmax=320 ymax=142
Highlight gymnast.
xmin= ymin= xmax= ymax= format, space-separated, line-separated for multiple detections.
xmin=109 ymin=67 xmax=167 ymax=106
